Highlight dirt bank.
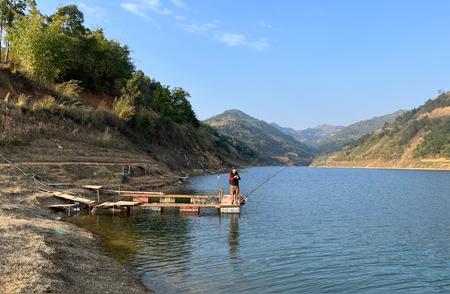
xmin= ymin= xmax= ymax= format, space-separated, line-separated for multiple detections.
xmin=0 ymin=143 xmax=195 ymax=293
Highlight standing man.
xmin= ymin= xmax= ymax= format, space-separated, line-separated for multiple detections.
xmin=229 ymin=168 xmax=241 ymax=205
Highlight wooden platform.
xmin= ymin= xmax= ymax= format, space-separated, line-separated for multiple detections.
xmin=123 ymin=192 xmax=241 ymax=214
xmin=96 ymin=201 xmax=141 ymax=208
xmin=53 ymin=192 xmax=96 ymax=206
xmin=50 ymin=189 xmax=242 ymax=215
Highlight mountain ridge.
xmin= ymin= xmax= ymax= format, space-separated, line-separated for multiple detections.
xmin=205 ymin=109 xmax=313 ymax=166
xmin=271 ymin=111 xmax=405 ymax=153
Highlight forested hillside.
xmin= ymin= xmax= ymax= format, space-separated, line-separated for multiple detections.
xmin=0 ymin=2 xmax=255 ymax=171
xmin=313 ymin=93 xmax=450 ymax=169
xmin=205 ymin=110 xmax=313 ymax=165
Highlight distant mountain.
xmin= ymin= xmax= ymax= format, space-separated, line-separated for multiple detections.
xmin=205 ymin=109 xmax=313 ymax=166
xmin=272 ymin=123 xmax=345 ymax=146
xmin=272 ymin=111 xmax=405 ymax=154
xmin=314 ymin=110 xmax=406 ymax=153
xmin=312 ymin=93 xmax=450 ymax=169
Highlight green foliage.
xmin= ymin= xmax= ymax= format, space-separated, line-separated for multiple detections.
xmin=7 ymin=3 xmax=200 ymax=129
xmin=73 ymin=29 xmax=134 ymax=93
xmin=118 ymin=70 xmax=199 ymax=126
xmin=49 ymin=4 xmax=85 ymax=36
xmin=10 ymin=9 xmax=71 ymax=81
xmin=421 ymin=92 xmax=450 ymax=113
xmin=414 ymin=118 xmax=450 ymax=158
xmin=1 ymin=3 xmax=243 ymax=168
xmin=9 ymin=5 xmax=133 ymax=93
xmin=397 ymin=117 xmax=429 ymax=145
xmin=394 ymin=108 xmax=418 ymax=124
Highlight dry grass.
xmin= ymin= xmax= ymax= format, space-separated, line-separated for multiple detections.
xmin=0 ymin=216 xmax=57 ymax=293
xmin=32 ymin=96 xmax=58 ymax=111
xmin=4 ymin=92 xmax=10 ymax=103
xmin=113 ymin=97 xmax=135 ymax=121
xmin=14 ymin=94 xmax=29 ymax=109
xmin=54 ymin=80 xmax=83 ymax=100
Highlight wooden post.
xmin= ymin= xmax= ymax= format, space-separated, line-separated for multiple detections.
xmin=220 ymin=187 xmax=224 ymax=203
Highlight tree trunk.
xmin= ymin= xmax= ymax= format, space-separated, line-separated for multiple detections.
xmin=0 ymin=20 xmax=3 ymax=64
xmin=5 ymin=40 xmax=9 ymax=63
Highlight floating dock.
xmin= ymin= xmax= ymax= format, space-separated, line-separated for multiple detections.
xmin=120 ymin=191 xmax=241 ymax=214
xmin=51 ymin=189 xmax=242 ymax=215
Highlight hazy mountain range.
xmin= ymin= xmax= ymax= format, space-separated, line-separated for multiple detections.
xmin=272 ymin=110 xmax=406 ymax=153
xmin=205 ymin=109 xmax=406 ymax=166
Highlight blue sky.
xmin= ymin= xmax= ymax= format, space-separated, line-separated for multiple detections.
xmin=37 ymin=0 xmax=450 ymax=129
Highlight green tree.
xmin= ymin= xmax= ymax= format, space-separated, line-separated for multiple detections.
xmin=0 ymin=0 xmax=35 ymax=62
xmin=49 ymin=4 xmax=85 ymax=36
xmin=78 ymin=29 xmax=134 ymax=93
xmin=170 ymin=87 xmax=199 ymax=125
xmin=10 ymin=9 xmax=72 ymax=80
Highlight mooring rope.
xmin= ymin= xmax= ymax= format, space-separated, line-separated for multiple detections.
xmin=0 ymin=153 xmax=58 ymax=193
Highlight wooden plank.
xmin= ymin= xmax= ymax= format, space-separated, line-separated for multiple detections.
xmin=107 ymin=190 xmax=164 ymax=195
xmin=96 ymin=201 xmax=141 ymax=208
xmin=180 ymin=206 xmax=199 ymax=213
xmin=48 ymin=204 xmax=76 ymax=208
xmin=46 ymin=183 xmax=72 ymax=187
xmin=121 ymin=193 xmax=220 ymax=199
xmin=96 ymin=202 xmax=114 ymax=208
xmin=83 ymin=185 xmax=103 ymax=190
xmin=114 ymin=201 xmax=141 ymax=206
xmin=141 ymin=203 xmax=239 ymax=209
xmin=53 ymin=192 xmax=96 ymax=206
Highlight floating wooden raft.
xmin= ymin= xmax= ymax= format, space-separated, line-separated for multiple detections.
xmin=121 ymin=192 xmax=240 ymax=214
xmin=53 ymin=192 xmax=96 ymax=206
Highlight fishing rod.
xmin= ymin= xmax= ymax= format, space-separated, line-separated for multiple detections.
xmin=242 ymin=166 xmax=288 ymax=199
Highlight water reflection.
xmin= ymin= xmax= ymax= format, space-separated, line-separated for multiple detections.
xmin=68 ymin=213 xmax=143 ymax=262
xmin=227 ymin=214 xmax=240 ymax=260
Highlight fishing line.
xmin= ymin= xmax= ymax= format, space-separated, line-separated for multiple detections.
xmin=242 ymin=166 xmax=288 ymax=199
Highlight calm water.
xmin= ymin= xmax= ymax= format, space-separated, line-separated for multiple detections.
xmin=69 ymin=167 xmax=450 ymax=293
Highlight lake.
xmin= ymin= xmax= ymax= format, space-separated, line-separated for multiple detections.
xmin=68 ymin=167 xmax=450 ymax=293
